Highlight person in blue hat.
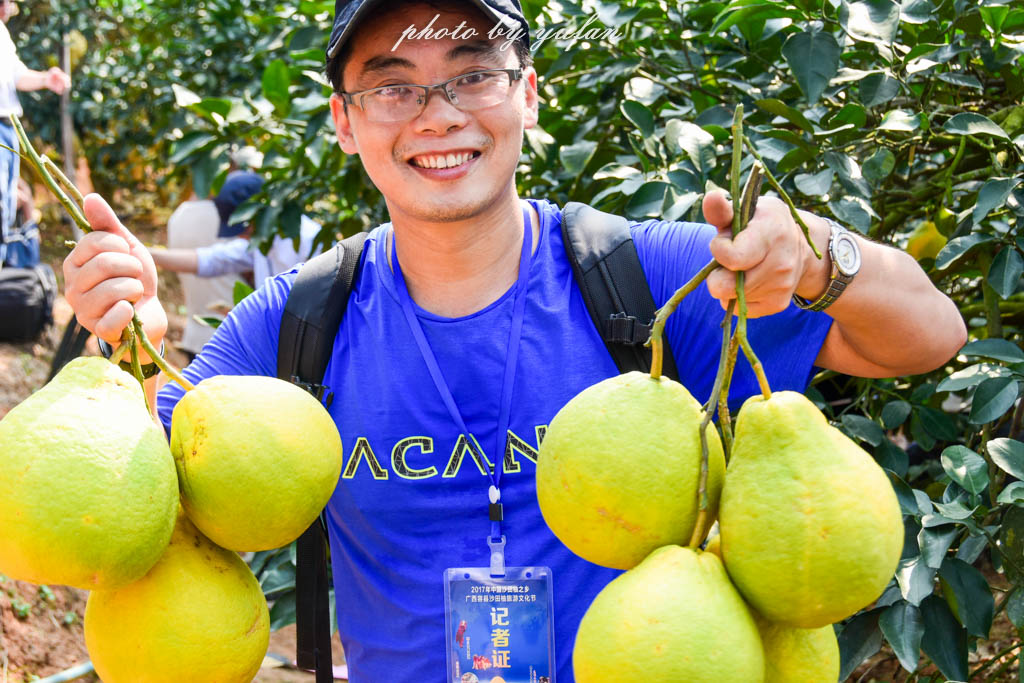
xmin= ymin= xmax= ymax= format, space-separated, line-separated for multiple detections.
xmin=63 ymin=1 xmax=965 ymax=680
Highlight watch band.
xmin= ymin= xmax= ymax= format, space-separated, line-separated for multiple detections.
xmin=792 ymin=218 xmax=857 ymax=312
xmin=98 ymin=337 xmax=166 ymax=379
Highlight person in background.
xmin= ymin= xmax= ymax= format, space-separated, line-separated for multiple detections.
xmin=164 ymin=188 xmax=243 ymax=364
xmin=2 ymin=177 xmax=40 ymax=267
xmin=0 ymin=0 xmax=71 ymax=267
xmin=148 ymin=171 xmax=325 ymax=289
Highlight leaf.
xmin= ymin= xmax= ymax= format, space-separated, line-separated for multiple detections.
xmin=262 ymin=58 xmax=292 ymax=114
xmin=753 ymin=98 xmax=814 ymax=133
xmin=936 ymin=72 xmax=984 ymax=90
xmin=621 ymin=100 xmax=655 ymax=137
xmin=666 ymin=120 xmax=716 ymax=175
xmin=837 ymin=608 xmax=883 ymax=682
xmin=875 ymin=440 xmax=909 ymax=478
xmin=1007 ymin=588 xmax=1024 ymax=629
xmin=960 ymin=339 xmax=1024 ymax=363
xmin=997 ymin=481 xmax=1024 ymax=505
xmin=990 ymin=439 xmax=1024 ymax=481
xmin=881 ymin=400 xmax=912 ymax=429
xmin=559 ymin=140 xmax=598 ymax=175
xmin=877 ymin=109 xmax=921 ymax=132
xmin=840 ymin=0 xmax=901 ymax=46
xmin=888 ymin=471 xmax=919 ymax=515
xmin=825 ymin=151 xmax=872 ymax=198
xmin=829 ymin=197 xmax=876 ymax=232
xmin=625 ymin=182 xmax=669 ymax=219
xmin=782 ymin=30 xmax=841 ymax=103
xmin=879 ymin=601 xmax=924 ymax=672
xmin=794 ymin=168 xmax=834 ymax=196
xmin=988 ymin=245 xmax=1024 ymax=299
xmin=863 ymin=148 xmax=896 ymax=184
xmin=841 ymin=414 xmax=885 ymax=446
xmin=973 ymin=177 xmax=1022 ymax=223
xmin=900 ymin=0 xmax=935 ymax=24
xmin=897 ymin=555 xmax=937 ymax=606
xmin=969 ymin=377 xmax=1019 ymax=424
xmin=940 ymin=446 xmax=989 ymax=494
xmin=859 ymin=72 xmax=901 ymax=107
xmin=937 ymin=363 xmax=1011 ymax=392
xmin=938 ymin=558 xmax=994 ymax=637
xmin=1002 ymin=507 xmax=1024 ymax=583
xmin=169 ymin=132 xmax=217 ymax=165
xmin=919 ymin=594 xmax=969 ymax=681
xmin=171 ymin=82 xmax=201 ymax=107
xmin=943 ymin=112 xmax=1010 ymax=139
xmin=919 ymin=525 xmax=959 ymax=569
xmin=933 ymin=234 xmax=995 ymax=270
xmin=917 ymin=406 xmax=958 ymax=442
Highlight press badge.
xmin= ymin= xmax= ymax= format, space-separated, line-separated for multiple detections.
xmin=444 ymin=564 xmax=555 ymax=683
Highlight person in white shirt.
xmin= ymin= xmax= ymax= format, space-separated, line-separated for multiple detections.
xmin=0 ymin=0 xmax=71 ymax=266
xmin=165 ymin=193 xmax=243 ymax=362
xmin=149 ymin=171 xmax=327 ymax=289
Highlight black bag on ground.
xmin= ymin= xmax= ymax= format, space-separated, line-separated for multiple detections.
xmin=0 ymin=264 xmax=57 ymax=342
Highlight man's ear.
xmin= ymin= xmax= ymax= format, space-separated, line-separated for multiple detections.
xmin=330 ymin=94 xmax=359 ymax=155
xmin=522 ymin=67 xmax=539 ymax=130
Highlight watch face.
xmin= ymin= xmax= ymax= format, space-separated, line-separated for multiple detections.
xmin=832 ymin=233 xmax=861 ymax=276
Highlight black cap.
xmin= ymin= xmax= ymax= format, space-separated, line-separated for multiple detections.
xmin=213 ymin=171 xmax=264 ymax=238
xmin=327 ymin=0 xmax=530 ymax=61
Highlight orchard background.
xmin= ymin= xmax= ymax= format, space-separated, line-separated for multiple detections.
xmin=2 ymin=0 xmax=1023 ymax=680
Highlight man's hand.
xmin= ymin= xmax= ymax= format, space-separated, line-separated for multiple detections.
xmin=63 ymin=194 xmax=167 ymax=359
xmin=45 ymin=67 xmax=71 ymax=95
xmin=702 ymin=189 xmax=831 ymax=318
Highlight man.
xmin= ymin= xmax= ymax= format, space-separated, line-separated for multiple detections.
xmin=62 ymin=0 xmax=965 ymax=680
xmin=0 ymin=0 xmax=70 ymax=266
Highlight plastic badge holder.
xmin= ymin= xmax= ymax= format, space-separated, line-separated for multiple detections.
xmin=444 ymin=565 xmax=555 ymax=683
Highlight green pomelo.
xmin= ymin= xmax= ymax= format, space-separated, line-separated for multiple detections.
xmin=756 ymin=616 xmax=840 ymax=683
xmin=536 ymin=372 xmax=725 ymax=569
xmin=85 ymin=509 xmax=270 ymax=682
xmin=574 ymin=545 xmax=765 ymax=682
xmin=719 ymin=391 xmax=903 ymax=628
xmin=170 ymin=375 xmax=343 ymax=551
xmin=0 ymin=357 xmax=178 ymax=589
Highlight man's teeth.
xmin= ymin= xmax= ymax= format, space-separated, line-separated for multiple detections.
xmin=412 ymin=152 xmax=474 ymax=169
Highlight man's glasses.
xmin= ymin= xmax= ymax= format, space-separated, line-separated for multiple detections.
xmin=340 ymin=68 xmax=523 ymax=123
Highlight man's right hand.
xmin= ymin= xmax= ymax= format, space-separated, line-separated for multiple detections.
xmin=64 ymin=194 xmax=167 ymax=361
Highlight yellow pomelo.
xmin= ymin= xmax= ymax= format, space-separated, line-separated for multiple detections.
xmin=170 ymin=375 xmax=343 ymax=551
xmin=536 ymin=372 xmax=725 ymax=569
xmin=719 ymin=391 xmax=903 ymax=628
xmin=756 ymin=616 xmax=840 ymax=683
xmin=905 ymin=221 xmax=947 ymax=261
xmin=0 ymin=357 xmax=178 ymax=589
xmin=574 ymin=545 xmax=764 ymax=682
xmin=85 ymin=509 xmax=270 ymax=683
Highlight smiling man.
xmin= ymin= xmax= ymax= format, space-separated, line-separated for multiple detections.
xmin=61 ymin=0 xmax=966 ymax=680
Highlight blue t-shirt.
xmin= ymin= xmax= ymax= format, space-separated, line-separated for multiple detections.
xmin=157 ymin=198 xmax=832 ymax=682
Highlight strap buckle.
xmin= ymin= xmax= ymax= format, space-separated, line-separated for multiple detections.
xmin=290 ymin=376 xmax=334 ymax=408
xmin=607 ymin=312 xmax=652 ymax=345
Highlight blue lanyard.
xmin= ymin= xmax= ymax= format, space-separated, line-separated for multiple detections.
xmin=391 ymin=208 xmax=533 ymax=573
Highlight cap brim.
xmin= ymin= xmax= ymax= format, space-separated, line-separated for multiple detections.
xmin=327 ymin=0 xmax=524 ymax=60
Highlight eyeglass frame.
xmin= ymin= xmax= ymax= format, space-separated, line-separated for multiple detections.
xmin=337 ymin=68 xmax=524 ymax=120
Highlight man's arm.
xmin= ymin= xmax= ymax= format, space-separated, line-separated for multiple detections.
xmin=16 ymin=66 xmax=70 ymax=94
xmin=703 ymin=191 xmax=967 ymax=378
xmin=148 ymin=247 xmax=199 ymax=274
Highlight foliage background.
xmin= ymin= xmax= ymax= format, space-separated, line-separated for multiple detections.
xmin=9 ymin=0 xmax=1024 ymax=678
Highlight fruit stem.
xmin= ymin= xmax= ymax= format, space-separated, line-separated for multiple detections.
xmin=132 ymin=313 xmax=195 ymax=392
xmin=127 ymin=326 xmax=153 ymax=413
xmin=730 ymin=105 xmax=744 ymax=238
xmin=717 ymin=334 xmax=739 ymax=461
xmin=647 ymin=258 xmax=719 ymax=379
xmin=9 ymin=115 xmax=90 ymax=233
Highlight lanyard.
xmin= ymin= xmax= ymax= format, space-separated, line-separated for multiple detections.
xmin=391 ymin=208 xmax=533 ymax=574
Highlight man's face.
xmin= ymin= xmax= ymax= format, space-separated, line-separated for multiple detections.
xmin=330 ymin=3 xmax=539 ymax=224
xmin=0 ymin=1 xmax=17 ymax=23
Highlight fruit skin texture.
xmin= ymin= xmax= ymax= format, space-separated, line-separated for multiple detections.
xmin=719 ymin=391 xmax=903 ymax=628
xmin=573 ymin=545 xmax=765 ymax=682
xmin=170 ymin=375 xmax=344 ymax=551
xmin=85 ymin=509 xmax=270 ymax=683
xmin=536 ymin=372 xmax=725 ymax=569
xmin=0 ymin=357 xmax=178 ymax=589
xmin=756 ymin=616 xmax=839 ymax=683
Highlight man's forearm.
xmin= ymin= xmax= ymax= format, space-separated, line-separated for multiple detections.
xmin=15 ymin=70 xmax=48 ymax=91
xmin=148 ymin=247 xmax=199 ymax=273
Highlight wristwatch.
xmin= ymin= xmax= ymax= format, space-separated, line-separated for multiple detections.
xmin=792 ymin=217 xmax=861 ymax=312
xmin=98 ymin=337 xmax=165 ymax=379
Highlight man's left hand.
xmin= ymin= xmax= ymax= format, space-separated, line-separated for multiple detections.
xmin=45 ymin=67 xmax=71 ymax=95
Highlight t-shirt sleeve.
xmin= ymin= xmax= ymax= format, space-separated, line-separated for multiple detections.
xmin=195 ymin=239 xmax=254 ymax=277
xmin=156 ymin=270 xmax=299 ymax=436
xmin=631 ymin=219 xmax=833 ymax=408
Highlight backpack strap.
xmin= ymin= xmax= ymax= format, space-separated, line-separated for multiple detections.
xmin=277 ymin=231 xmax=368 ymax=682
xmin=562 ymin=202 xmax=679 ymax=381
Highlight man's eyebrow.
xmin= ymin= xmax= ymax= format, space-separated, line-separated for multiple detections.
xmin=446 ymin=41 xmax=506 ymax=63
xmin=357 ymin=55 xmax=418 ymax=81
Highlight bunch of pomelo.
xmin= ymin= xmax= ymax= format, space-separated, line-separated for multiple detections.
xmin=536 ymin=371 xmax=903 ymax=682
xmin=0 ymin=357 xmax=343 ymax=683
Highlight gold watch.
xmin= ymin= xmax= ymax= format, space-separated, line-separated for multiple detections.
xmin=792 ymin=217 xmax=861 ymax=312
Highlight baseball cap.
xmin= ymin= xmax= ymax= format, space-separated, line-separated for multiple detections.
xmin=213 ymin=171 xmax=264 ymax=238
xmin=327 ymin=0 xmax=530 ymax=61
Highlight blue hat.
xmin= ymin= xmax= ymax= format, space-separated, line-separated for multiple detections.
xmin=327 ymin=0 xmax=530 ymax=61
xmin=214 ymin=172 xmax=264 ymax=238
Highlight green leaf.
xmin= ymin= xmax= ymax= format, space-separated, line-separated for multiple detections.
xmin=900 ymin=0 xmax=935 ymax=23
xmin=621 ymin=100 xmax=655 ymax=137
xmin=559 ymin=140 xmax=598 ymax=175
xmin=937 ymin=363 xmax=1012 ymax=392
xmin=997 ymin=481 xmax=1024 ymax=505
xmin=859 ymin=72 xmax=901 ymax=107
xmin=897 ymin=555 xmax=937 ymax=605
xmin=1001 ymin=507 xmax=1024 ymax=583
xmin=863 ymin=148 xmax=896 ymax=183
xmin=753 ymin=98 xmax=814 ymax=133
xmin=988 ymin=245 xmax=1024 ymax=299
xmin=262 ymin=59 xmax=292 ymax=114
xmin=973 ymin=177 xmax=1022 ymax=223
xmin=937 ymin=72 xmax=984 ymax=90
xmin=934 ymin=234 xmax=996 ymax=270
xmin=989 ymin=439 xmax=1024 ymax=481
xmin=841 ymin=414 xmax=885 ymax=446
xmin=919 ymin=595 xmax=969 ymax=681
xmin=837 ymin=608 xmax=883 ymax=682
xmin=829 ymin=197 xmax=876 ymax=233
xmin=782 ymin=30 xmax=841 ymax=103
xmin=919 ymin=525 xmax=959 ymax=569
xmin=960 ymin=339 xmax=1024 ymax=363
xmin=625 ymin=182 xmax=670 ymax=219
xmin=875 ymin=440 xmax=909 ymax=477
xmin=969 ymin=377 xmax=1019 ymax=424
xmin=794 ymin=168 xmax=834 ymax=196
xmin=825 ymin=151 xmax=872 ymax=198
xmin=840 ymin=0 xmax=901 ymax=46
xmin=1007 ymin=588 xmax=1024 ymax=628
xmin=879 ymin=601 xmax=925 ymax=672
xmin=232 ymin=280 xmax=254 ymax=306
xmin=881 ymin=400 xmax=912 ymax=429
xmin=938 ymin=558 xmax=994 ymax=638
xmin=169 ymin=132 xmax=217 ymax=165
xmin=940 ymin=446 xmax=989 ymax=494
xmin=666 ymin=120 xmax=716 ymax=175
xmin=888 ymin=471 xmax=919 ymax=515
xmin=917 ymin=407 xmax=958 ymax=442
xmin=943 ymin=112 xmax=1010 ymax=139
xmin=877 ymin=109 xmax=921 ymax=132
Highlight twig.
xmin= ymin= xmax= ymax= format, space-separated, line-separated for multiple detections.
xmin=9 ymin=115 xmax=89 ymax=232
xmin=132 ymin=314 xmax=195 ymax=391
xmin=647 ymin=259 xmax=718 ymax=379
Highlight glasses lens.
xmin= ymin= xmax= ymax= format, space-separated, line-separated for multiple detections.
xmin=363 ymin=86 xmax=423 ymax=123
xmin=450 ymin=71 xmax=512 ymax=111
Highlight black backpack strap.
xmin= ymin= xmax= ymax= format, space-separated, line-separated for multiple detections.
xmin=277 ymin=231 xmax=368 ymax=682
xmin=561 ymin=202 xmax=679 ymax=381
